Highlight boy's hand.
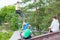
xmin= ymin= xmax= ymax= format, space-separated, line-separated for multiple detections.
xmin=48 ymin=27 xmax=51 ymax=30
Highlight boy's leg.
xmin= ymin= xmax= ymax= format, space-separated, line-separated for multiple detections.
xmin=18 ymin=10 xmax=23 ymax=17
xmin=20 ymin=31 xmax=23 ymax=40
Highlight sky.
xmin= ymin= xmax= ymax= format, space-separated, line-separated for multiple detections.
xmin=0 ymin=0 xmax=22 ymax=8
xmin=0 ymin=0 xmax=48 ymax=11
xmin=0 ymin=0 xmax=34 ymax=8
xmin=0 ymin=0 xmax=41 ymax=11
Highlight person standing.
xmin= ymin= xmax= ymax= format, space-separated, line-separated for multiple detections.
xmin=15 ymin=1 xmax=23 ymax=17
xmin=48 ymin=16 xmax=60 ymax=32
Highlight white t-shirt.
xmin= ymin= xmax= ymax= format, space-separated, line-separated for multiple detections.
xmin=15 ymin=3 xmax=20 ymax=10
xmin=49 ymin=19 xmax=59 ymax=32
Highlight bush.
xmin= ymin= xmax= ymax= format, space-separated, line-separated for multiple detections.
xmin=0 ymin=31 xmax=13 ymax=40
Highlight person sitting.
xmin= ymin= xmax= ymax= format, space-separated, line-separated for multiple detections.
xmin=22 ymin=29 xmax=31 ymax=39
xmin=48 ymin=16 xmax=60 ymax=32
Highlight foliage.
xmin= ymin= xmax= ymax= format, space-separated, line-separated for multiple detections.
xmin=0 ymin=31 xmax=13 ymax=40
xmin=0 ymin=6 xmax=22 ymax=31
xmin=22 ymin=0 xmax=60 ymax=32
xmin=0 ymin=0 xmax=60 ymax=36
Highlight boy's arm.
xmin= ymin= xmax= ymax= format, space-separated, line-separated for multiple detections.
xmin=49 ymin=21 xmax=54 ymax=29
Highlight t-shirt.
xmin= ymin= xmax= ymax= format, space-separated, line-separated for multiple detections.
xmin=23 ymin=29 xmax=31 ymax=38
xmin=15 ymin=3 xmax=21 ymax=10
xmin=49 ymin=19 xmax=59 ymax=32
xmin=22 ymin=22 xmax=30 ymax=31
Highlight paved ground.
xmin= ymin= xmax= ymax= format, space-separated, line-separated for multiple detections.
xmin=31 ymin=32 xmax=60 ymax=40
xmin=9 ymin=30 xmax=60 ymax=40
xmin=9 ymin=30 xmax=21 ymax=40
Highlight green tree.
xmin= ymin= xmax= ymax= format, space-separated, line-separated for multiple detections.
xmin=0 ymin=6 xmax=22 ymax=30
xmin=22 ymin=0 xmax=60 ymax=32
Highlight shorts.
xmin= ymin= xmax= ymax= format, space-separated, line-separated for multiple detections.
xmin=16 ymin=10 xmax=23 ymax=17
xmin=23 ymin=35 xmax=31 ymax=39
xmin=50 ymin=30 xmax=53 ymax=32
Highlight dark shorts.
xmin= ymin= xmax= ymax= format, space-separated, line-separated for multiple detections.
xmin=23 ymin=35 xmax=31 ymax=39
xmin=16 ymin=10 xmax=23 ymax=17
xmin=50 ymin=30 xmax=53 ymax=32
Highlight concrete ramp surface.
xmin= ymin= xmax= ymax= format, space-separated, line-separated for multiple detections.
xmin=9 ymin=31 xmax=21 ymax=40
xmin=31 ymin=32 xmax=60 ymax=40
